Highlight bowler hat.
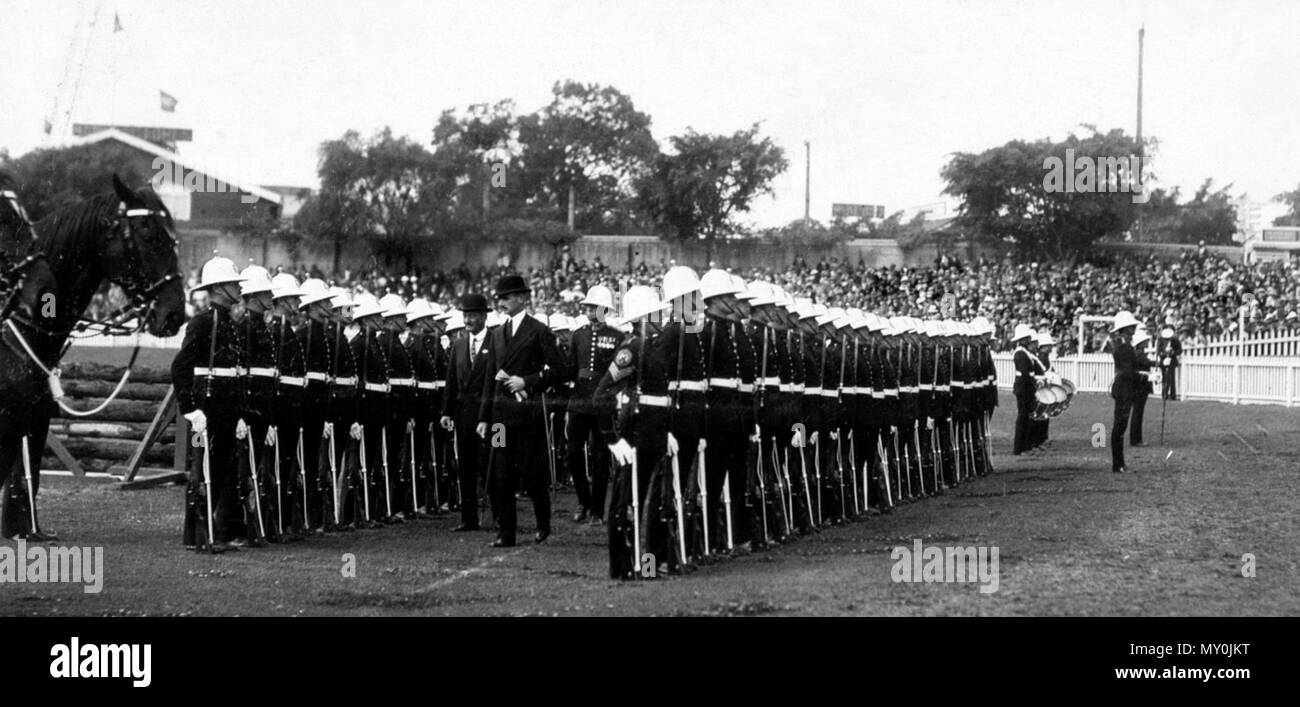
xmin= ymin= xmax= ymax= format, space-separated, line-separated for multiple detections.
xmin=460 ymin=293 xmax=489 ymax=313
xmin=494 ymin=274 xmax=530 ymax=298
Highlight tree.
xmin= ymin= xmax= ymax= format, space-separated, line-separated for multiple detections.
xmin=430 ymin=99 xmax=520 ymax=231
xmin=1135 ymin=180 xmax=1238 ymax=244
xmin=0 ymin=142 xmax=153 ymax=221
xmin=1273 ymin=182 xmax=1300 ymax=227
xmin=941 ymin=127 xmax=1147 ymax=259
xmin=514 ymin=80 xmax=659 ymax=234
xmin=636 ymin=123 xmax=787 ymax=259
xmin=868 ymin=210 xmax=931 ymax=250
xmin=757 ymin=218 xmax=856 ymax=249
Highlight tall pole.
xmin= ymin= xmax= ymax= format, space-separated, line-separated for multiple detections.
xmin=804 ymin=140 xmax=811 ymax=223
xmin=1134 ymin=26 xmax=1145 ymax=242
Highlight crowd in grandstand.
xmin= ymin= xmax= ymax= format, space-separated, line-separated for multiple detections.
xmin=166 ymin=247 xmax=1300 ymax=352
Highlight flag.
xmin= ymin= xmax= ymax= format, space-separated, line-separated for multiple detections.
xmin=114 ymin=13 xmax=124 ymax=32
xmin=160 ymin=90 xmax=178 ymax=112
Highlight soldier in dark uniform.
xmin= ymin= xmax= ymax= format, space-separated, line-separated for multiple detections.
xmin=1108 ymin=311 xmax=1142 ymax=473
xmin=1130 ymin=328 xmax=1155 ymax=447
xmin=268 ymin=273 xmax=308 ymax=539
xmin=797 ymin=304 xmax=825 ymax=525
xmin=565 ymin=286 xmax=621 ymax=524
xmin=404 ymin=298 xmax=444 ymax=515
xmin=294 ymin=279 xmax=337 ymax=532
xmin=699 ymin=269 xmax=749 ymax=554
xmin=173 ymin=257 xmax=247 ymax=552
xmin=546 ymin=314 xmax=572 ymax=494
xmin=1011 ymin=324 xmax=1039 ymax=456
xmin=594 ymin=285 xmax=672 ymax=579
xmin=350 ymin=293 xmax=391 ymax=527
xmin=327 ymin=288 xmax=362 ymax=529
xmin=235 ymin=265 xmax=278 ymax=546
xmin=1157 ymin=327 xmax=1182 ymax=401
xmin=379 ymin=293 xmax=416 ymax=520
xmin=744 ymin=282 xmax=794 ymax=547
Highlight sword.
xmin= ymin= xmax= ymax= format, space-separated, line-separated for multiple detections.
xmin=409 ymin=426 xmax=419 ymax=515
xmin=359 ymin=427 xmax=372 ymax=524
xmin=753 ymin=431 xmax=769 ymax=545
xmin=797 ymin=438 xmax=815 ymax=530
xmin=779 ymin=443 xmax=793 ymax=536
xmin=913 ymin=420 xmax=925 ymax=495
xmin=811 ymin=434 xmax=822 ymax=525
xmin=429 ymin=422 xmax=442 ymax=512
xmin=381 ymin=426 xmax=393 ymax=520
xmin=848 ymin=430 xmax=859 ymax=516
xmin=326 ymin=422 xmax=341 ymax=526
xmin=878 ymin=436 xmax=895 ymax=508
xmin=631 ymin=448 xmax=642 ymax=577
xmin=698 ymin=441 xmax=710 ymax=557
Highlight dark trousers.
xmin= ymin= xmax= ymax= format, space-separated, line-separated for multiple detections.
xmin=1013 ymin=394 xmax=1035 ymax=454
xmin=565 ymin=412 xmax=610 ymax=517
xmin=454 ymin=424 xmax=486 ymax=526
xmin=492 ymin=421 xmax=551 ymax=541
xmin=1161 ymin=366 xmax=1177 ymax=400
xmin=1131 ymin=394 xmax=1147 ymax=445
xmin=0 ymin=412 xmax=52 ymax=539
xmin=1111 ymin=397 xmax=1133 ymax=471
xmin=184 ymin=417 xmax=239 ymax=545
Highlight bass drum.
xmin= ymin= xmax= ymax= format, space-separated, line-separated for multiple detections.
xmin=1045 ymin=383 xmax=1070 ymax=417
xmin=1031 ymin=387 xmax=1056 ymax=421
xmin=1057 ymin=378 xmax=1077 ymax=414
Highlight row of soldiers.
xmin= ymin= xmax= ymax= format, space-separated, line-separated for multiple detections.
xmin=173 ymin=257 xmax=630 ymax=550
xmin=592 ymin=266 xmax=1001 ymax=579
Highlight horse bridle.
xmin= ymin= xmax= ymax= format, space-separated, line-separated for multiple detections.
xmin=96 ymin=202 xmax=183 ymax=332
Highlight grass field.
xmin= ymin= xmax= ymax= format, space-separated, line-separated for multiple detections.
xmin=2 ymin=392 xmax=1297 ymax=616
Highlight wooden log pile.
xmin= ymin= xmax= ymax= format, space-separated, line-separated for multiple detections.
xmin=42 ymin=362 xmax=174 ymax=476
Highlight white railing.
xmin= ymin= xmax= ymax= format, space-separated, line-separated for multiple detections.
xmin=993 ymin=353 xmax=1300 ymax=407
xmin=1182 ymin=330 xmax=1300 ymax=358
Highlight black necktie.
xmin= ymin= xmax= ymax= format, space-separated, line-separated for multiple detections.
xmin=504 ymin=318 xmax=513 ymax=346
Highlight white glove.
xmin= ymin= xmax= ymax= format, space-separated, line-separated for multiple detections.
xmin=809 ymin=431 xmax=820 ymax=447
xmin=1162 ymin=357 xmax=1171 ymax=366
xmin=350 ymin=422 xmax=363 ymax=440
xmin=666 ymin=432 xmax=680 ymax=456
xmin=322 ymin=422 xmax=334 ymax=440
xmin=406 ymin=419 xmax=416 ymax=433
xmin=750 ymin=425 xmax=761 ymax=444
xmin=608 ymin=438 xmax=635 ymax=466
xmin=440 ymin=416 xmax=454 ymax=432
xmin=235 ymin=418 xmax=249 ymax=440
xmin=926 ymin=417 xmax=935 ymax=430
xmin=829 ymin=430 xmax=839 ymax=441
xmin=183 ymin=410 xmax=207 ymax=435
xmin=791 ymin=428 xmax=805 ymax=448
xmin=264 ymin=425 xmax=277 ymax=447
xmin=697 ymin=438 xmax=707 ymax=452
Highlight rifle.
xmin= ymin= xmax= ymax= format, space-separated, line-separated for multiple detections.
xmin=297 ymin=433 xmax=311 ymax=532
xmin=542 ymin=392 xmax=557 ymax=501
xmin=20 ymin=436 xmax=38 ymax=536
xmin=243 ymin=430 xmax=267 ymax=541
xmin=200 ymin=429 xmax=217 ymax=552
xmin=429 ymin=422 xmax=441 ymax=512
xmin=381 ymin=425 xmax=394 ymax=521
xmin=270 ymin=427 xmax=283 ymax=537
xmin=409 ymin=425 xmax=419 ymax=515
xmin=876 ymin=435 xmax=895 ymax=509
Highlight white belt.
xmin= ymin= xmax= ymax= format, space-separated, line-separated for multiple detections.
xmin=819 ymin=389 xmax=839 ymax=398
xmin=306 ymin=372 xmax=329 ymax=382
xmin=738 ymin=383 xmax=755 ymax=393
xmin=668 ymin=380 xmax=707 ymax=392
xmin=953 ymin=381 xmax=966 ymax=388
xmin=793 ymin=384 xmax=806 ymax=393
xmin=333 ymin=376 xmax=358 ymax=386
xmin=434 ymin=381 xmax=446 ymax=389
xmin=937 ymin=385 xmax=951 ymax=392
xmin=899 ymin=386 xmax=917 ymax=394
xmin=195 ymin=367 xmax=238 ymax=378
xmin=279 ymin=376 xmax=306 ymax=387
xmin=708 ymin=378 xmax=740 ymax=389
xmin=417 ymin=382 xmax=438 ymax=390
xmin=248 ymin=367 xmax=277 ymax=378
xmin=760 ymin=377 xmax=781 ymax=386
xmin=804 ymin=386 xmax=823 ymax=395
xmin=389 ymin=378 xmax=415 ymax=387
xmin=365 ymin=383 xmax=390 ymax=393
xmin=871 ymin=392 xmax=885 ymax=399
xmin=918 ymin=383 xmax=934 ymax=391
xmin=883 ymin=388 xmax=899 ymax=397
xmin=639 ymin=394 xmax=670 ymax=407
xmin=778 ymin=383 xmax=794 ymax=392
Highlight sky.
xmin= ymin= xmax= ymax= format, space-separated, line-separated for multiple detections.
xmin=1 ymin=0 xmax=1296 ymax=228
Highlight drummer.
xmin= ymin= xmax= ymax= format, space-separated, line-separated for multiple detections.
xmin=1029 ymin=330 xmax=1056 ymax=451
xmin=1011 ymin=324 xmax=1040 ymax=456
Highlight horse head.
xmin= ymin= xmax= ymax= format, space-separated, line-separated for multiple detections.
xmin=106 ymin=174 xmax=185 ymax=337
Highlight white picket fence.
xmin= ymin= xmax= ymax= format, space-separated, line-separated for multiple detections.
xmin=992 ymin=353 xmax=1300 ymax=407
xmin=1182 ymin=331 xmax=1300 ymax=358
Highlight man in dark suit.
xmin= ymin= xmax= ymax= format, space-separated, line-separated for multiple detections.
xmin=440 ymin=294 xmax=491 ymax=531
xmin=1109 ymin=311 xmax=1142 ymax=473
xmin=480 ymin=275 xmax=566 ymax=547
